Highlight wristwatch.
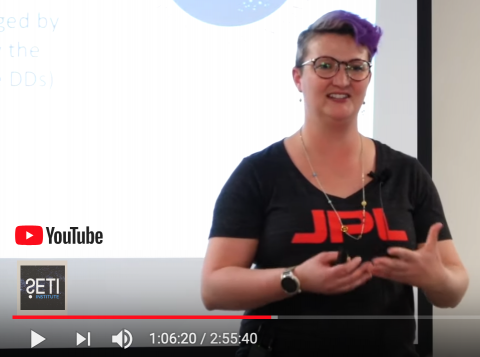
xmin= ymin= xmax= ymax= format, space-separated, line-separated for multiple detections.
xmin=280 ymin=266 xmax=301 ymax=295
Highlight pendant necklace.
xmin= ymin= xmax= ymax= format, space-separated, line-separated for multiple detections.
xmin=299 ymin=128 xmax=367 ymax=240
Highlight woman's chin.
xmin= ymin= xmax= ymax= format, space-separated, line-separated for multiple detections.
xmin=321 ymin=104 xmax=356 ymax=120
xmin=323 ymin=110 xmax=356 ymax=123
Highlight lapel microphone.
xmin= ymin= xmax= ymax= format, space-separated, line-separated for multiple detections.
xmin=367 ymin=168 xmax=392 ymax=184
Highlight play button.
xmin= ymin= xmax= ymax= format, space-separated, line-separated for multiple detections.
xmin=26 ymin=232 xmax=33 ymax=239
xmin=77 ymin=332 xmax=86 ymax=346
xmin=31 ymin=330 xmax=46 ymax=348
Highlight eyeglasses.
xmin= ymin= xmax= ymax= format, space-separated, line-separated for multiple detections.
xmin=301 ymin=56 xmax=372 ymax=81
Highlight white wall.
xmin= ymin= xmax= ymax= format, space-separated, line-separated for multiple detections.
xmin=432 ymin=0 xmax=480 ymax=355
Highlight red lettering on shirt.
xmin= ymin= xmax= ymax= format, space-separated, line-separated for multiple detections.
xmin=291 ymin=210 xmax=328 ymax=243
xmin=292 ymin=208 xmax=408 ymax=243
xmin=372 ymin=208 xmax=408 ymax=241
xmin=327 ymin=210 xmax=375 ymax=243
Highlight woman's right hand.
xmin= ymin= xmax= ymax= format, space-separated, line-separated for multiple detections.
xmin=294 ymin=251 xmax=373 ymax=295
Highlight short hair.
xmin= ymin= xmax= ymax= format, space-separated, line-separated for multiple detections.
xmin=295 ymin=10 xmax=383 ymax=68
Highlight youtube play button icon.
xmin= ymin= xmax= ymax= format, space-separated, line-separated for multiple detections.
xmin=16 ymin=226 xmax=43 ymax=245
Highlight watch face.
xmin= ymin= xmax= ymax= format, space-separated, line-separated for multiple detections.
xmin=281 ymin=276 xmax=298 ymax=293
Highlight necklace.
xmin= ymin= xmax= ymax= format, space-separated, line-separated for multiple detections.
xmin=299 ymin=128 xmax=367 ymax=240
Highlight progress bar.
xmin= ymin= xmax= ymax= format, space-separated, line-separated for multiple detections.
xmin=12 ymin=315 xmax=478 ymax=320
xmin=12 ymin=315 xmax=274 ymax=320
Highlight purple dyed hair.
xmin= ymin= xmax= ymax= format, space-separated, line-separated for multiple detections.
xmin=295 ymin=10 xmax=383 ymax=67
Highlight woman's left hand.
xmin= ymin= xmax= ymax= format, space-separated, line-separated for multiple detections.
xmin=370 ymin=223 xmax=448 ymax=290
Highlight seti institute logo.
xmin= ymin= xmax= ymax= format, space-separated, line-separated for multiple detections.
xmin=17 ymin=261 xmax=67 ymax=315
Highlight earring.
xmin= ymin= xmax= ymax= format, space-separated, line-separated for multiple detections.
xmin=300 ymin=98 xmax=302 ymax=102
xmin=363 ymin=101 xmax=365 ymax=105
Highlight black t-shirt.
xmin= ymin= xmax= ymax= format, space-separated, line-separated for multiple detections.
xmin=209 ymin=138 xmax=451 ymax=356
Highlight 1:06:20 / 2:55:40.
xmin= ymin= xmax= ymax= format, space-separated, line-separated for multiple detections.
xmin=150 ymin=332 xmax=258 ymax=345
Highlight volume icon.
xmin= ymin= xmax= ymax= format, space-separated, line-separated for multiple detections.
xmin=112 ymin=329 xmax=133 ymax=349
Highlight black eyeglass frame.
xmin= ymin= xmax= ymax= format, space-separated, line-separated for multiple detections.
xmin=300 ymin=56 xmax=372 ymax=81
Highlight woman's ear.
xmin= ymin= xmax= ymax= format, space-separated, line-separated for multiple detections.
xmin=292 ymin=67 xmax=302 ymax=92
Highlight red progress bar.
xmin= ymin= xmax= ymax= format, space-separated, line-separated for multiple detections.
xmin=12 ymin=315 xmax=273 ymax=320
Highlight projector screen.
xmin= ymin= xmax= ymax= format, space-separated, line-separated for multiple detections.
xmin=0 ymin=0 xmax=408 ymax=259
xmin=0 ymin=0 xmax=421 ymax=353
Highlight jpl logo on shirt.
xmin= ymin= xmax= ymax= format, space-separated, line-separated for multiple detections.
xmin=292 ymin=208 xmax=408 ymax=244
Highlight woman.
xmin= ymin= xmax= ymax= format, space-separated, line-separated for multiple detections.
xmin=201 ymin=10 xmax=468 ymax=357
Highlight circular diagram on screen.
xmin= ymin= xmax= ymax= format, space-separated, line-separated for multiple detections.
xmin=173 ymin=0 xmax=288 ymax=27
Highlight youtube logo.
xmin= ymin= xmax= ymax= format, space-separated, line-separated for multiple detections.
xmin=16 ymin=225 xmax=104 ymax=245
xmin=16 ymin=226 xmax=44 ymax=245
